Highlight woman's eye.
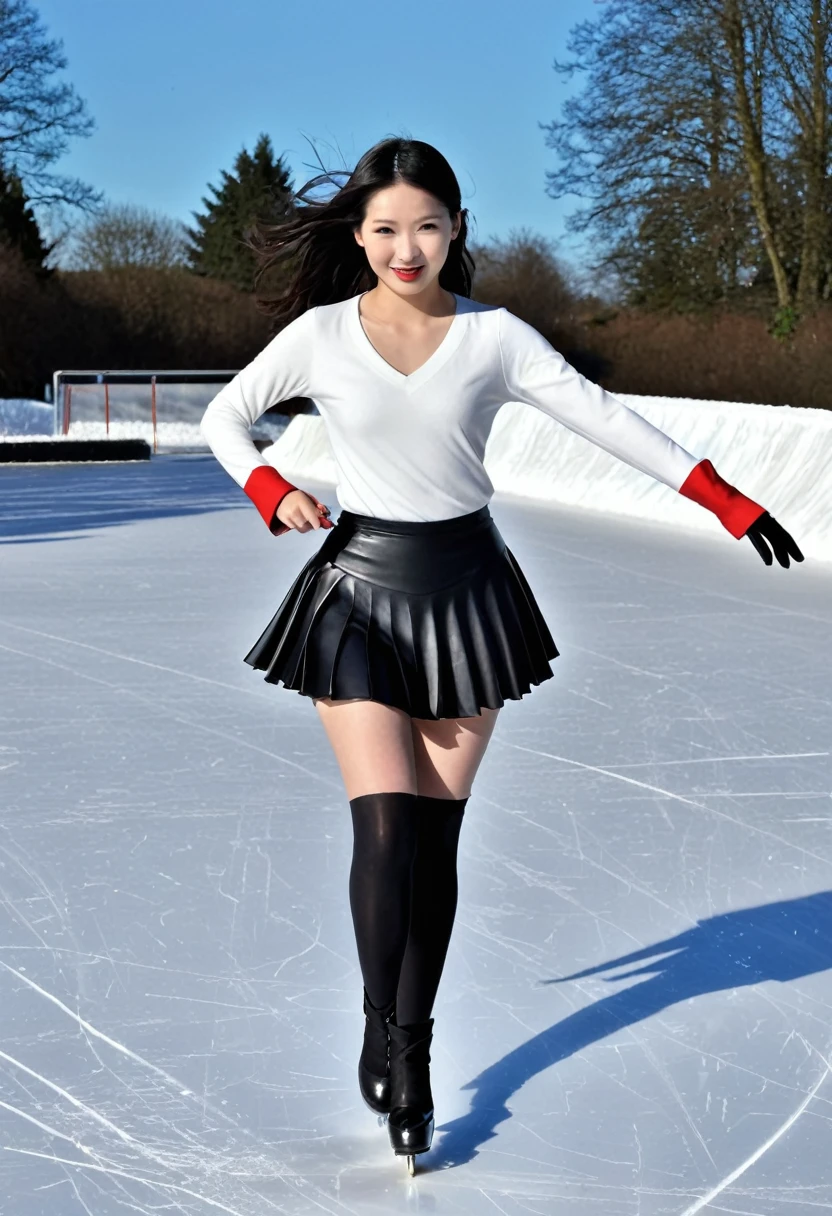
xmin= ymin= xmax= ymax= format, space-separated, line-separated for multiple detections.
xmin=374 ymin=224 xmax=437 ymax=234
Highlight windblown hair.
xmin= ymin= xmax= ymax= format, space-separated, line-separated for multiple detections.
xmin=245 ymin=136 xmax=476 ymax=331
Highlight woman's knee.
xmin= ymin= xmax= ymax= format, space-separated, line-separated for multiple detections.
xmin=348 ymin=790 xmax=420 ymax=866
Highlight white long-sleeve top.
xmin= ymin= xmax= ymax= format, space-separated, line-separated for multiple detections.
xmin=199 ymin=291 xmax=765 ymax=539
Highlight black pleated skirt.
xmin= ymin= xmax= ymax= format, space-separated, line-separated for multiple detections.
xmin=243 ymin=504 xmax=559 ymax=720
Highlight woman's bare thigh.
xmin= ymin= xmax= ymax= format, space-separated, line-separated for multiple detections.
xmin=312 ymin=696 xmax=417 ymax=801
xmin=410 ymin=707 xmax=501 ymax=800
xmin=313 ymin=696 xmax=501 ymax=802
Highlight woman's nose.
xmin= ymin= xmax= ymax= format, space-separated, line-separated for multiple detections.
xmin=396 ymin=239 xmax=420 ymax=259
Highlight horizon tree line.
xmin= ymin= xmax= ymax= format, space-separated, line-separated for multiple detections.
xmin=1 ymin=0 xmax=831 ymax=334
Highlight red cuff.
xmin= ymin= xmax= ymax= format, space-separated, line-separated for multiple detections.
xmin=678 ymin=459 xmax=766 ymax=539
xmin=242 ymin=465 xmax=298 ymax=535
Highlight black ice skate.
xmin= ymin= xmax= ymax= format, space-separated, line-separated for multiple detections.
xmin=358 ymin=988 xmax=395 ymax=1117
xmin=386 ymin=1015 xmax=435 ymax=1175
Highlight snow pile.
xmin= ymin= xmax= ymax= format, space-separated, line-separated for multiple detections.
xmin=0 ymin=411 xmax=290 ymax=449
xmin=0 ymin=390 xmax=290 ymax=449
xmin=3 ymin=393 xmax=828 ymax=560
xmin=0 ymin=399 xmax=54 ymax=436
xmin=263 ymin=395 xmax=832 ymax=562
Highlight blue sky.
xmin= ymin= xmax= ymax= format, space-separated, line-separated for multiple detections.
xmin=34 ymin=0 xmax=603 ymax=270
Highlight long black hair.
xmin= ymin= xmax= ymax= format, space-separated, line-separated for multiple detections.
xmin=246 ymin=136 xmax=476 ymax=331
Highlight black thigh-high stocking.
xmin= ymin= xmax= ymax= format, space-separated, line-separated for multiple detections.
xmin=348 ymin=791 xmax=419 ymax=1010
xmin=395 ymin=794 xmax=468 ymax=1025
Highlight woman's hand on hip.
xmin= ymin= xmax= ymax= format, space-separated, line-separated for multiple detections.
xmin=276 ymin=489 xmax=333 ymax=533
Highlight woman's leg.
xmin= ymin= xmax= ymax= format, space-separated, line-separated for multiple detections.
xmin=312 ymin=696 xmax=418 ymax=802
xmin=396 ymin=707 xmax=501 ymax=1025
xmin=347 ymin=790 xmax=418 ymax=1008
xmin=313 ymin=696 xmax=419 ymax=1008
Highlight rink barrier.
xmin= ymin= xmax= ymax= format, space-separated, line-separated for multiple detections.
xmin=0 ymin=439 xmax=152 ymax=463
xmin=260 ymin=397 xmax=832 ymax=563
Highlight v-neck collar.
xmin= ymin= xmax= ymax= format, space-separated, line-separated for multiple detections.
xmin=349 ymin=291 xmax=466 ymax=392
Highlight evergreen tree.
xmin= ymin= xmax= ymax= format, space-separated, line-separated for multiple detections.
xmin=186 ymin=133 xmax=294 ymax=291
xmin=0 ymin=161 xmax=53 ymax=275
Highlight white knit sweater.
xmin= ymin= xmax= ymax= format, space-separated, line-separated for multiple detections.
xmin=200 ymin=292 xmax=764 ymax=539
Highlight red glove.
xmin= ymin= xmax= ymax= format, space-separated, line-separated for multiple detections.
xmin=678 ymin=459 xmax=766 ymax=538
xmin=243 ymin=467 xmax=334 ymax=535
xmin=678 ymin=459 xmax=803 ymax=567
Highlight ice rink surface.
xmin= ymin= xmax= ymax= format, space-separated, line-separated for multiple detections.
xmin=1 ymin=452 xmax=830 ymax=1216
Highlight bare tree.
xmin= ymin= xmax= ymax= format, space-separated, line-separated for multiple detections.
xmin=471 ymin=229 xmax=578 ymax=333
xmin=543 ymin=0 xmax=832 ymax=322
xmin=712 ymin=0 xmax=794 ymax=310
xmin=0 ymin=0 xmax=101 ymax=211
xmin=65 ymin=202 xmax=190 ymax=271
xmin=705 ymin=0 xmax=832 ymax=314
xmin=543 ymin=1 xmax=757 ymax=309
xmin=763 ymin=0 xmax=832 ymax=310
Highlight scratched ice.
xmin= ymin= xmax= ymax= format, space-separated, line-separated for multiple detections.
xmin=0 ymin=453 xmax=830 ymax=1216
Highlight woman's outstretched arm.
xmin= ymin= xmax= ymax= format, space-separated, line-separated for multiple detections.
xmin=497 ymin=307 xmax=803 ymax=565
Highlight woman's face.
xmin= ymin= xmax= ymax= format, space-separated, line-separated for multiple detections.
xmin=354 ymin=181 xmax=461 ymax=297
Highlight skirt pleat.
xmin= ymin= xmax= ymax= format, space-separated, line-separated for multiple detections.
xmin=243 ymin=505 xmax=559 ymax=720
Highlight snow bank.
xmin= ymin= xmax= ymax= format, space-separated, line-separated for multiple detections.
xmin=0 ymin=408 xmax=290 ymax=449
xmin=3 ymin=393 xmax=828 ymax=560
xmin=0 ymin=399 xmax=54 ymax=436
xmin=263 ymin=395 xmax=832 ymax=562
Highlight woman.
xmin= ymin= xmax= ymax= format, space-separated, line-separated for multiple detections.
xmin=199 ymin=136 xmax=803 ymax=1175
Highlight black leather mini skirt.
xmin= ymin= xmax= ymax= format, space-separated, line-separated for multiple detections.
xmin=243 ymin=504 xmax=559 ymax=720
